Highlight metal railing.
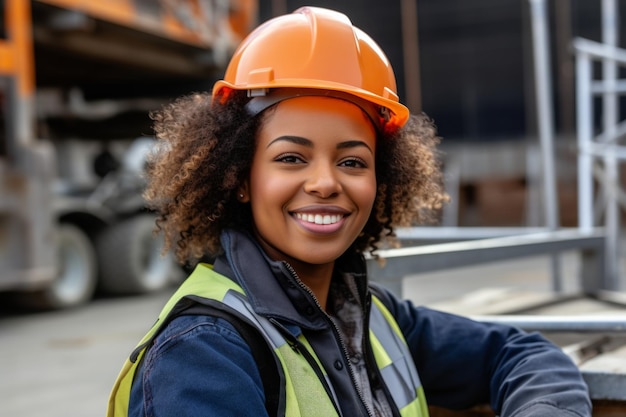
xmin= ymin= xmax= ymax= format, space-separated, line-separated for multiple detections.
xmin=366 ymin=227 xmax=623 ymax=402
xmin=367 ymin=227 xmax=606 ymax=297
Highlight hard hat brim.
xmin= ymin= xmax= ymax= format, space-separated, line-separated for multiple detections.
xmin=213 ymin=80 xmax=410 ymax=130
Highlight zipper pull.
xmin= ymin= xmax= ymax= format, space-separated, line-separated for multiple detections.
xmin=269 ymin=318 xmax=301 ymax=354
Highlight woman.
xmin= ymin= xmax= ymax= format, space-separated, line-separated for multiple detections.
xmin=108 ymin=7 xmax=591 ymax=417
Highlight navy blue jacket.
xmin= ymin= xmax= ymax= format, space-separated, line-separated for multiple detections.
xmin=128 ymin=230 xmax=591 ymax=417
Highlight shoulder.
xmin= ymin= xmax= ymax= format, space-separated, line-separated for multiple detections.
xmin=146 ymin=313 xmax=250 ymax=363
xmin=131 ymin=314 xmax=268 ymax=417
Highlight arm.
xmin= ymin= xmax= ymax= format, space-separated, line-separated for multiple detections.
xmin=129 ymin=314 xmax=269 ymax=417
xmin=374 ymin=286 xmax=592 ymax=417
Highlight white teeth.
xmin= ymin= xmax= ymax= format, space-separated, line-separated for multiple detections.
xmin=295 ymin=213 xmax=343 ymax=225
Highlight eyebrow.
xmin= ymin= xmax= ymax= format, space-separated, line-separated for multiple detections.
xmin=267 ymin=136 xmax=373 ymax=153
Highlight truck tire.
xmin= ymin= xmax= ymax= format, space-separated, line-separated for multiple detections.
xmin=18 ymin=223 xmax=98 ymax=310
xmin=96 ymin=215 xmax=173 ymax=294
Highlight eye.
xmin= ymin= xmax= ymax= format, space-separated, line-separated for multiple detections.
xmin=339 ymin=158 xmax=367 ymax=168
xmin=275 ymin=153 xmax=305 ymax=164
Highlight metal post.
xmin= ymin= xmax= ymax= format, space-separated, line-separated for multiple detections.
xmin=442 ymin=156 xmax=460 ymax=227
xmin=554 ymin=0 xmax=575 ymax=136
xmin=271 ymin=0 xmax=287 ymax=17
xmin=525 ymin=144 xmax=542 ymax=226
xmin=601 ymin=0 xmax=622 ymax=289
xmin=576 ymin=50 xmax=594 ymax=233
xmin=528 ymin=0 xmax=562 ymax=291
xmin=4 ymin=0 xmax=36 ymax=158
xmin=400 ymin=0 xmax=422 ymax=113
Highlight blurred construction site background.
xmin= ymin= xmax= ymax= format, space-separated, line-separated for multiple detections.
xmin=1 ymin=0 xmax=625 ymax=308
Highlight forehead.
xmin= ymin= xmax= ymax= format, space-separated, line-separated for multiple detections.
xmin=258 ymin=96 xmax=377 ymax=143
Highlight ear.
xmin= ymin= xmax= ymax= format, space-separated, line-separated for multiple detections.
xmin=237 ymin=181 xmax=250 ymax=203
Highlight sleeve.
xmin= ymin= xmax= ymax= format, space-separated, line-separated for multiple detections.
xmin=372 ymin=285 xmax=592 ymax=417
xmin=129 ymin=314 xmax=269 ymax=417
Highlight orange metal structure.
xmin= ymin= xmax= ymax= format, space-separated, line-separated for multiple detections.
xmin=0 ymin=0 xmax=35 ymax=96
xmin=35 ymin=0 xmax=256 ymax=48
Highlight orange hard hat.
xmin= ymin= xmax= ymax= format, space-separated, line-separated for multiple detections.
xmin=212 ymin=6 xmax=410 ymax=131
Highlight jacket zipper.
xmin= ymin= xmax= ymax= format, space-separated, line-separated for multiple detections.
xmin=282 ymin=262 xmax=375 ymax=417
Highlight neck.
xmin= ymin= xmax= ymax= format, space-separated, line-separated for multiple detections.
xmin=292 ymin=262 xmax=334 ymax=311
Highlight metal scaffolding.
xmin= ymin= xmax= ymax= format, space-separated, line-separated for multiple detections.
xmin=367 ymin=0 xmax=623 ymax=298
xmin=573 ymin=0 xmax=625 ymax=290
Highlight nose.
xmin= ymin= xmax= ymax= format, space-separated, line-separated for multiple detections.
xmin=303 ymin=162 xmax=342 ymax=198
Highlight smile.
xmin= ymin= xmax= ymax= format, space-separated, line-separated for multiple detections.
xmin=294 ymin=213 xmax=344 ymax=225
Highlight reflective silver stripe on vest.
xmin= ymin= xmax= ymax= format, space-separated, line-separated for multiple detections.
xmin=370 ymin=303 xmax=422 ymax=410
xmin=222 ymin=290 xmax=342 ymax=407
xmin=223 ymin=291 xmax=287 ymax=347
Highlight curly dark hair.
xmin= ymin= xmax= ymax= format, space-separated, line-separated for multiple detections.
xmin=144 ymin=89 xmax=447 ymax=266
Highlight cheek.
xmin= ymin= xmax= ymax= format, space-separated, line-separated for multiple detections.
xmin=354 ymin=174 xmax=378 ymax=214
xmin=248 ymin=166 xmax=294 ymax=210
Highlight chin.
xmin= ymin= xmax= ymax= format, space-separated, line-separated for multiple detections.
xmin=295 ymin=249 xmax=348 ymax=265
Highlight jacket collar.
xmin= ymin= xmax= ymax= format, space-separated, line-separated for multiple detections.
xmin=213 ymin=229 xmax=369 ymax=331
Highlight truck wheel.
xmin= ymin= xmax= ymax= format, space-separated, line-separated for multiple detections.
xmin=96 ymin=215 xmax=174 ymax=294
xmin=18 ymin=223 xmax=98 ymax=310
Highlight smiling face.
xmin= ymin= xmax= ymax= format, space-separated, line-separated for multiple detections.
xmin=243 ymin=96 xmax=377 ymax=275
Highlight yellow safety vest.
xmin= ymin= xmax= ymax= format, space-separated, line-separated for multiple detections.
xmin=107 ymin=264 xmax=429 ymax=417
